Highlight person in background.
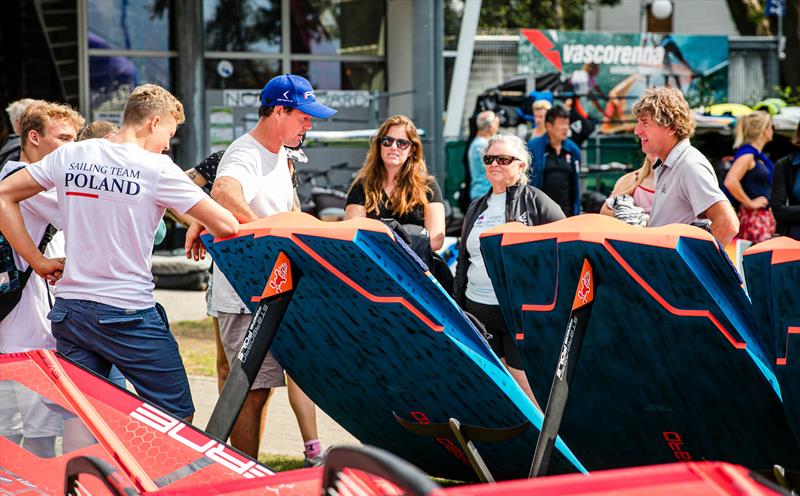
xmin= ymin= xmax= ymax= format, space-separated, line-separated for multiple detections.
xmin=78 ymin=120 xmax=118 ymax=141
xmin=528 ymin=105 xmax=582 ymax=217
xmin=345 ymin=114 xmax=445 ymax=254
xmin=0 ymin=101 xmax=83 ymax=458
xmin=723 ymin=110 xmax=775 ymax=243
xmin=771 ymin=121 xmax=800 ymax=240
xmin=632 ymin=86 xmax=738 ymax=245
xmin=468 ymin=110 xmax=499 ymax=200
xmin=530 ymin=99 xmax=551 ymax=140
xmin=454 ymin=134 xmax=565 ymax=409
xmin=599 ymin=154 xmax=656 ymax=226
xmin=570 ymin=62 xmax=605 ymax=116
xmin=0 ymin=99 xmax=43 ymax=167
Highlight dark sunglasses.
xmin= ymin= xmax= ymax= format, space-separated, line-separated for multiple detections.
xmin=482 ymin=154 xmax=518 ymax=166
xmin=380 ymin=136 xmax=413 ymax=150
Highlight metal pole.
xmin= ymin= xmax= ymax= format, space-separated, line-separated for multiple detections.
xmin=443 ymin=0 xmax=482 ymax=139
xmin=174 ymin=0 xmax=206 ymax=167
xmin=77 ymin=0 xmax=90 ymax=116
xmin=640 ymin=0 xmax=648 ymax=35
xmin=433 ymin=0 xmax=445 ymax=180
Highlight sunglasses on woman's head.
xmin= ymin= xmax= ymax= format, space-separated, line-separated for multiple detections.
xmin=483 ymin=154 xmax=518 ymax=166
xmin=380 ymin=136 xmax=412 ymax=150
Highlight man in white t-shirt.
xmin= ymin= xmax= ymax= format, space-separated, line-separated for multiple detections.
xmin=199 ymin=74 xmax=335 ymax=462
xmin=0 ymin=85 xmax=239 ymax=420
xmin=0 ymin=101 xmax=83 ymax=457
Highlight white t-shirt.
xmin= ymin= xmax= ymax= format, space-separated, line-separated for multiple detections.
xmin=465 ymin=192 xmax=506 ymax=305
xmin=27 ymin=140 xmax=206 ymax=309
xmin=211 ymin=133 xmax=294 ymax=314
xmin=0 ymin=161 xmax=64 ymax=352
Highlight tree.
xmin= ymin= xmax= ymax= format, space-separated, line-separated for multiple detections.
xmin=477 ymin=0 xmax=622 ymax=31
xmin=725 ymin=0 xmax=799 ymax=89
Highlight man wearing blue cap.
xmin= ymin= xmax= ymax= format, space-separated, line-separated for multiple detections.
xmin=208 ymin=74 xmax=336 ymax=464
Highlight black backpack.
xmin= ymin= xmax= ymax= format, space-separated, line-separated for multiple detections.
xmin=0 ymin=166 xmax=57 ymax=320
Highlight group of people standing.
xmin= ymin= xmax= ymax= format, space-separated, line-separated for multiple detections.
xmin=455 ymin=85 xmax=799 ymax=402
xmin=1 ymin=74 xmax=798 ymax=463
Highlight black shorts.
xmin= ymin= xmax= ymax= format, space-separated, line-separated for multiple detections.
xmin=464 ymin=298 xmax=523 ymax=369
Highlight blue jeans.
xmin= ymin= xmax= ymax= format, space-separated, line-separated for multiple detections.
xmin=47 ymin=298 xmax=194 ymax=419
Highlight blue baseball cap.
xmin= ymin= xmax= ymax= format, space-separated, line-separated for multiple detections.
xmin=259 ymin=74 xmax=337 ymax=119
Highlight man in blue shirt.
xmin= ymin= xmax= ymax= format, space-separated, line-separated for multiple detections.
xmin=528 ymin=105 xmax=582 ymax=216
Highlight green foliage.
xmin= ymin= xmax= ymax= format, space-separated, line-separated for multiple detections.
xmin=477 ymin=0 xmax=622 ymax=30
xmin=775 ymin=85 xmax=800 ymax=106
xmin=445 ymin=0 xmax=622 ymax=46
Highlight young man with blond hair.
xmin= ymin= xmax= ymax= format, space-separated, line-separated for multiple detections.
xmin=632 ymin=86 xmax=738 ymax=245
xmin=0 ymin=84 xmax=238 ymax=419
xmin=1 ymin=101 xmax=84 ymax=352
xmin=0 ymin=101 xmax=83 ymax=458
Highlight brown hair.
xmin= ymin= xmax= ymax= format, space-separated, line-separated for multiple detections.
xmin=632 ymin=86 xmax=696 ymax=141
xmin=19 ymin=101 xmax=85 ymax=148
xmin=78 ymin=120 xmax=119 ymax=141
xmin=122 ymin=84 xmax=185 ymax=126
xmin=792 ymin=120 xmax=800 ymax=146
xmin=349 ymin=115 xmax=431 ymax=217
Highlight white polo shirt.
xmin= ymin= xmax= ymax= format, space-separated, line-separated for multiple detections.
xmin=27 ymin=140 xmax=207 ymax=309
xmin=649 ymin=139 xmax=729 ymax=228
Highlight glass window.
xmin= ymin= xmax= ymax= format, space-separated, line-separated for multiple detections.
xmin=204 ymin=0 xmax=282 ymax=53
xmin=290 ymin=0 xmax=385 ymax=56
xmin=205 ymin=59 xmax=282 ymax=89
xmin=291 ymin=60 xmax=385 ymax=91
xmin=88 ymin=0 xmax=169 ymax=51
xmin=89 ymin=56 xmax=171 ymax=119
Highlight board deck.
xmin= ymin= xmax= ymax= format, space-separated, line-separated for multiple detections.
xmin=480 ymin=215 xmax=800 ymax=472
xmin=203 ymin=213 xmax=585 ymax=481
xmin=743 ymin=237 xmax=800 ymax=449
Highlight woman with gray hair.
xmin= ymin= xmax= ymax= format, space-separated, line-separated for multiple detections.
xmin=453 ymin=134 xmax=564 ymax=407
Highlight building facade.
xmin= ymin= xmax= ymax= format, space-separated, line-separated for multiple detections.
xmin=0 ymin=0 xmax=446 ymax=176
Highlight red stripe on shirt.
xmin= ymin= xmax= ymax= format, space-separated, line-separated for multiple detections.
xmin=66 ymin=192 xmax=99 ymax=199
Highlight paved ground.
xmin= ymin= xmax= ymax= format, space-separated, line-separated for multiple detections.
xmin=189 ymin=375 xmax=358 ymax=457
xmin=155 ymin=289 xmax=359 ymax=456
xmin=156 ymin=289 xmax=209 ymax=322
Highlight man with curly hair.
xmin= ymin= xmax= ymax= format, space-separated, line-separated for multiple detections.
xmin=632 ymin=86 xmax=738 ymax=245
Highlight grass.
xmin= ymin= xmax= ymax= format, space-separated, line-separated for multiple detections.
xmin=260 ymin=453 xmax=305 ymax=472
xmin=172 ymin=318 xmax=217 ymax=377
